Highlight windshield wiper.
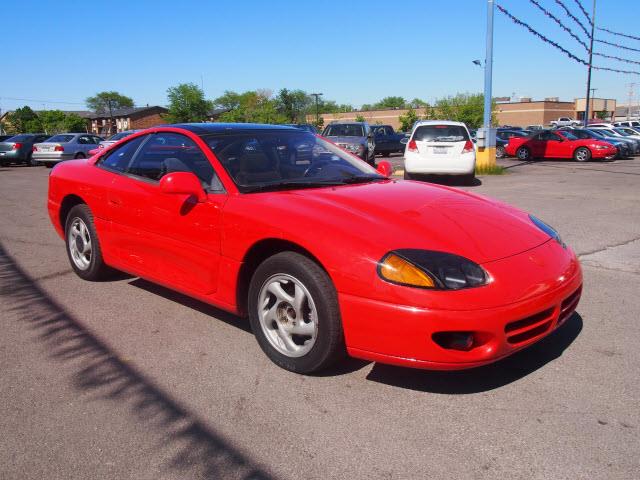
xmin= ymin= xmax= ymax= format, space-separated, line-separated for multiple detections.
xmin=340 ymin=175 xmax=386 ymax=184
xmin=241 ymin=180 xmax=346 ymax=193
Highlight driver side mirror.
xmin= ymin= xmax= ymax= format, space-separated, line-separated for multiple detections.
xmin=160 ymin=172 xmax=207 ymax=202
xmin=377 ymin=160 xmax=392 ymax=177
xmin=400 ymin=137 xmax=409 ymax=144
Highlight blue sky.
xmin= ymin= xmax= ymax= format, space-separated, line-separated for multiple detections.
xmin=1 ymin=0 xmax=639 ymax=112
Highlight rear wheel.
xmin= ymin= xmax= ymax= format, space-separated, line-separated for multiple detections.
xmin=516 ymin=146 xmax=531 ymax=160
xmin=573 ymin=147 xmax=591 ymax=162
xmin=74 ymin=152 xmax=86 ymax=159
xmin=65 ymin=204 xmax=112 ymax=281
xmin=248 ymin=252 xmax=345 ymax=374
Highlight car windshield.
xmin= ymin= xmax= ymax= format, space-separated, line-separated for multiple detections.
xmin=598 ymin=129 xmax=617 ymax=137
xmin=323 ymin=124 xmax=364 ymax=137
xmin=570 ymin=130 xmax=592 ymax=139
xmin=46 ymin=134 xmax=75 ymax=143
xmin=585 ymin=129 xmax=606 ymax=138
xmin=413 ymin=125 xmax=469 ymax=142
xmin=616 ymin=128 xmax=635 ymax=136
xmin=5 ymin=134 xmax=32 ymax=142
xmin=202 ymin=130 xmax=383 ymax=193
xmin=560 ymin=131 xmax=579 ymax=140
xmin=108 ymin=131 xmax=133 ymax=141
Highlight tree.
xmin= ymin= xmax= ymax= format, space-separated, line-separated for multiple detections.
xmin=86 ymin=91 xmax=134 ymax=134
xmin=214 ymin=90 xmax=286 ymax=124
xmin=595 ymin=111 xmax=608 ymax=120
xmin=165 ymin=83 xmax=213 ymax=123
xmin=276 ymin=88 xmax=312 ymax=123
xmin=398 ymin=108 xmax=419 ymax=132
xmin=318 ymin=100 xmax=354 ymax=114
xmin=409 ymin=98 xmax=429 ymax=109
xmin=355 ymin=114 xmax=366 ymax=122
xmin=432 ymin=93 xmax=495 ymax=128
xmin=373 ymin=96 xmax=406 ymax=110
xmin=64 ymin=113 xmax=88 ymax=132
xmin=38 ymin=110 xmax=68 ymax=134
xmin=3 ymin=106 xmax=41 ymax=133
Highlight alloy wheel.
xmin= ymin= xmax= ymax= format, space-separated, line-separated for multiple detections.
xmin=68 ymin=217 xmax=92 ymax=270
xmin=258 ymin=274 xmax=318 ymax=358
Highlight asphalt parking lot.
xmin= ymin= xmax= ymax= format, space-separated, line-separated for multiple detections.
xmin=1 ymin=157 xmax=639 ymax=479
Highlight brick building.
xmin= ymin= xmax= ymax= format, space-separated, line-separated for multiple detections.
xmin=88 ymin=106 xmax=168 ymax=135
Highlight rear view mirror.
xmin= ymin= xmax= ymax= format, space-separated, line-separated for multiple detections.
xmin=160 ymin=172 xmax=207 ymax=202
xmin=376 ymin=160 xmax=392 ymax=177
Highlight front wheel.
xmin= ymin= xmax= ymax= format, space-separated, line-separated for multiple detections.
xmin=573 ymin=147 xmax=591 ymax=162
xmin=248 ymin=252 xmax=345 ymax=374
xmin=496 ymin=145 xmax=506 ymax=158
xmin=65 ymin=204 xmax=112 ymax=280
xmin=516 ymin=146 xmax=532 ymax=160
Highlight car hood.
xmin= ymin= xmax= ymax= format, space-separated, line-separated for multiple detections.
xmin=278 ymin=180 xmax=550 ymax=264
xmin=325 ymin=136 xmax=366 ymax=145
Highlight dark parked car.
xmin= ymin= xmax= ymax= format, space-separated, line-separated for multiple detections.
xmin=0 ymin=133 xmax=50 ymax=166
xmin=322 ymin=122 xmax=375 ymax=165
xmin=371 ymin=125 xmax=406 ymax=157
xmin=0 ymin=135 xmax=14 ymax=142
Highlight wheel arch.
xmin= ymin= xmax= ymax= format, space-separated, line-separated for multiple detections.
xmin=236 ymin=238 xmax=328 ymax=317
xmin=59 ymin=194 xmax=87 ymax=236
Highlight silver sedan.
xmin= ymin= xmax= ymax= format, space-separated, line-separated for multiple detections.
xmin=33 ymin=133 xmax=104 ymax=167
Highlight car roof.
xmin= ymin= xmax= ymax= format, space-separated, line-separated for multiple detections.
xmin=413 ymin=120 xmax=468 ymax=127
xmin=168 ymin=123 xmax=300 ymax=134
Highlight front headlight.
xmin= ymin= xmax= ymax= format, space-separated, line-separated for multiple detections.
xmin=378 ymin=249 xmax=488 ymax=290
xmin=529 ymin=214 xmax=565 ymax=247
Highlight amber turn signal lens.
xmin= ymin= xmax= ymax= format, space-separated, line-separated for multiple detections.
xmin=379 ymin=254 xmax=435 ymax=288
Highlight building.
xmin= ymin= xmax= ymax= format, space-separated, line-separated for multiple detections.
xmin=88 ymin=106 xmax=168 ymax=135
xmin=614 ymin=104 xmax=640 ymax=121
xmin=312 ymin=107 xmax=429 ymax=131
xmin=495 ymin=99 xmax=575 ymax=126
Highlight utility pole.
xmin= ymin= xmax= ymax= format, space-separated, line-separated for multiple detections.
xmin=310 ymin=93 xmax=323 ymax=124
xmin=584 ymin=0 xmax=596 ymax=126
xmin=627 ymin=83 xmax=636 ymax=120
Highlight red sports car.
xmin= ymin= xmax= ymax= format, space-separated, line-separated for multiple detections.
xmin=48 ymin=124 xmax=582 ymax=374
xmin=505 ymin=129 xmax=616 ymax=161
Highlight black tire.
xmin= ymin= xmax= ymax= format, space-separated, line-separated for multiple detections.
xmin=573 ymin=147 xmax=591 ymax=162
xmin=496 ymin=145 xmax=506 ymax=159
xmin=516 ymin=146 xmax=531 ymax=161
xmin=248 ymin=251 xmax=345 ymax=374
xmin=64 ymin=204 xmax=112 ymax=281
xmin=74 ymin=152 xmax=85 ymax=159
xmin=460 ymin=173 xmax=475 ymax=185
xmin=45 ymin=163 xmax=55 ymax=169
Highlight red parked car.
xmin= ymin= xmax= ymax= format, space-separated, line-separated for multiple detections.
xmin=47 ymin=124 xmax=582 ymax=374
xmin=505 ymin=129 xmax=616 ymax=162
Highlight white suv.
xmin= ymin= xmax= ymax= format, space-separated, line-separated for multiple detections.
xmin=403 ymin=120 xmax=475 ymax=183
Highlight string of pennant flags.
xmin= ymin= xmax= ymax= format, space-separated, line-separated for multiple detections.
xmin=528 ymin=0 xmax=589 ymax=52
xmin=496 ymin=3 xmax=640 ymax=76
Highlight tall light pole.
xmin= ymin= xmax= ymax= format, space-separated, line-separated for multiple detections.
xmin=310 ymin=93 xmax=323 ymax=124
xmin=477 ymin=0 xmax=496 ymax=167
xmin=584 ymin=0 xmax=596 ymax=126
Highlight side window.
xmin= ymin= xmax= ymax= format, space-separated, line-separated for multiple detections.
xmin=127 ymin=132 xmax=222 ymax=190
xmin=36 ymin=135 xmax=49 ymax=142
xmin=98 ymin=135 xmax=148 ymax=173
xmin=78 ymin=136 xmax=89 ymax=145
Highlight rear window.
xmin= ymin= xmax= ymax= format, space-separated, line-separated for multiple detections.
xmin=413 ymin=125 xmax=469 ymax=142
xmin=46 ymin=134 xmax=75 ymax=143
xmin=323 ymin=124 xmax=364 ymax=137
xmin=108 ymin=131 xmax=134 ymax=141
xmin=6 ymin=134 xmax=32 ymax=142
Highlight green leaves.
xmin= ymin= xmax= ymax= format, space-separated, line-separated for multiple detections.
xmin=85 ymin=91 xmax=134 ymax=114
xmin=165 ymin=83 xmax=212 ymax=123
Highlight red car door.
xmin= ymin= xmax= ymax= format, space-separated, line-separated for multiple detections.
xmin=107 ymin=132 xmax=226 ymax=295
xmin=544 ymin=131 xmax=571 ymax=158
xmin=528 ymin=132 xmax=547 ymax=157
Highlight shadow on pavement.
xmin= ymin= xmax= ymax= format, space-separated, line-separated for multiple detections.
xmin=0 ymin=243 xmax=275 ymax=480
xmin=366 ymin=313 xmax=582 ymax=394
xmin=411 ymin=174 xmax=483 ymax=187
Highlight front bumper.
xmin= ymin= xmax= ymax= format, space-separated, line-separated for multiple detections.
xmin=339 ymin=241 xmax=583 ymax=370
xmin=592 ymin=147 xmax=618 ymax=159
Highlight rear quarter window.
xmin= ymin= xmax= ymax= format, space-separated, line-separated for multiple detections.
xmin=413 ymin=125 xmax=469 ymax=142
